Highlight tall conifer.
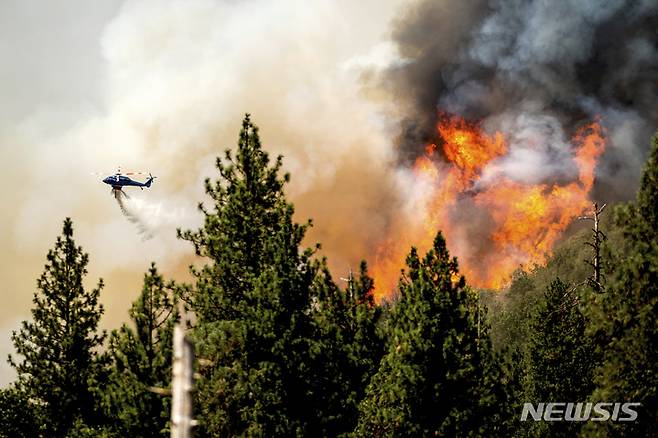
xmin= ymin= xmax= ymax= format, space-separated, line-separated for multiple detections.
xmin=179 ymin=115 xmax=320 ymax=436
xmin=525 ymin=279 xmax=595 ymax=437
xmin=310 ymin=262 xmax=385 ymax=435
xmin=8 ymin=218 xmax=106 ymax=436
xmin=101 ymin=263 xmax=178 ymax=436
xmin=585 ymin=134 xmax=658 ymax=436
xmin=355 ymin=233 xmax=496 ymax=436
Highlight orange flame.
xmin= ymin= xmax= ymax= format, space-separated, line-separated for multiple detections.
xmin=371 ymin=115 xmax=605 ymax=301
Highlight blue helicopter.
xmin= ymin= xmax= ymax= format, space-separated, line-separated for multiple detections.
xmin=94 ymin=166 xmax=156 ymax=195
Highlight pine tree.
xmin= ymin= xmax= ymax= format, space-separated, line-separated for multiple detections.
xmin=354 ymin=232 xmax=498 ymax=436
xmin=178 ymin=114 xmax=314 ymax=324
xmin=100 ymin=263 xmax=178 ymax=437
xmin=524 ymin=279 xmax=596 ymax=437
xmin=8 ymin=218 xmax=106 ymax=437
xmin=489 ymin=270 xmax=537 ymax=351
xmin=309 ymin=261 xmax=385 ymax=435
xmin=0 ymin=387 xmax=41 ymax=438
xmin=179 ymin=114 xmax=321 ymax=436
xmin=584 ymin=133 xmax=658 ymax=436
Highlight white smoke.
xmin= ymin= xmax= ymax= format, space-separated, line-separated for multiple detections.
xmin=478 ymin=109 xmax=580 ymax=187
xmin=0 ymin=0 xmax=406 ymax=380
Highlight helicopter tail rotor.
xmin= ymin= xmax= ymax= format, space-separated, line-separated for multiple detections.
xmin=145 ymin=173 xmax=157 ymax=188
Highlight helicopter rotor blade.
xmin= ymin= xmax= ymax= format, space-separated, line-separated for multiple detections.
xmin=91 ymin=166 xmax=151 ymax=177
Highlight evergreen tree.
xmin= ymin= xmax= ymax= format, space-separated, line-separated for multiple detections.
xmin=0 ymin=387 xmax=41 ymax=438
xmin=8 ymin=218 xmax=106 ymax=437
xmin=179 ymin=115 xmax=321 ymax=436
xmin=309 ymin=261 xmax=385 ymax=435
xmin=66 ymin=419 xmax=116 ymax=438
xmin=355 ymin=232 xmax=499 ymax=436
xmin=584 ymin=134 xmax=658 ymax=436
xmin=100 ymin=263 xmax=178 ymax=437
xmin=524 ymin=279 xmax=596 ymax=437
xmin=487 ymin=270 xmax=537 ymax=352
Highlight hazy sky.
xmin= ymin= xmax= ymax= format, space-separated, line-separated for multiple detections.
xmin=0 ymin=0 xmax=407 ymax=386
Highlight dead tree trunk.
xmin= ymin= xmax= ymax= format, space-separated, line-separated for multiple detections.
xmin=578 ymin=202 xmax=607 ymax=291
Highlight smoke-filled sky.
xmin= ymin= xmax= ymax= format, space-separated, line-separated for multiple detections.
xmin=1 ymin=0 xmax=656 ymax=386
xmin=0 ymin=0 xmax=408 ymax=386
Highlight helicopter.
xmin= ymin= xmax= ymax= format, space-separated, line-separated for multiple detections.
xmin=93 ymin=166 xmax=156 ymax=195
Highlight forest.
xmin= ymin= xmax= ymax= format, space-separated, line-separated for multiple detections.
xmin=1 ymin=115 xmax=656 ymax=437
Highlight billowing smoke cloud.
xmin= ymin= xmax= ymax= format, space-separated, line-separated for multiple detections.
xmin=0 ymin=0 xmax=405 ymax=364
xmin=384 ymin=0 xmax=658 ymax=196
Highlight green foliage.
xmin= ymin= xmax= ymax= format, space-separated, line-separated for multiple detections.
xmin=485 ymin=270 xmax=539 ymax=352
xmin=524 ymin=279 xmax=596 ymax=437
xmin=7 ymin=218 xmax=106 ymax=437
xmin=66 ymin=418 xmax=118 ymax=438
xmin=636 ymin=134 xmax=658 ymax=229
xmin=355 ymin=233 xmax=503 ymax=437
xmin=481 ymin=132 xmax=658 ymax=436
xmin=309 ymin=261 xmax=385 ymax=436
xmin=100 ymin=263 xmax=178 ymax=437
xmin=0 ymin=387 xmax=41 ymax=438
xmin=583 ymin=134 xmax=658 ymax=436
xmin=179 ymin=114 xmax=321 ymax=436
xmin=178 ymin=113 xmax=311 ymax=324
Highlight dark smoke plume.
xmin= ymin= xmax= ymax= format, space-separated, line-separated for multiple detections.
xmin=384 ymin=0 xmax=658 ymax=200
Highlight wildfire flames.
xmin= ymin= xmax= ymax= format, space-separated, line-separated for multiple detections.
xmin=371 ymin=114 xmax=605 ymax=301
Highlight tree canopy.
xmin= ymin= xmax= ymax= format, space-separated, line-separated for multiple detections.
xmin=2 ymin=121 xmax=657 ymax=437
xmin=8 ymin=218 xmax=106 ymax=437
